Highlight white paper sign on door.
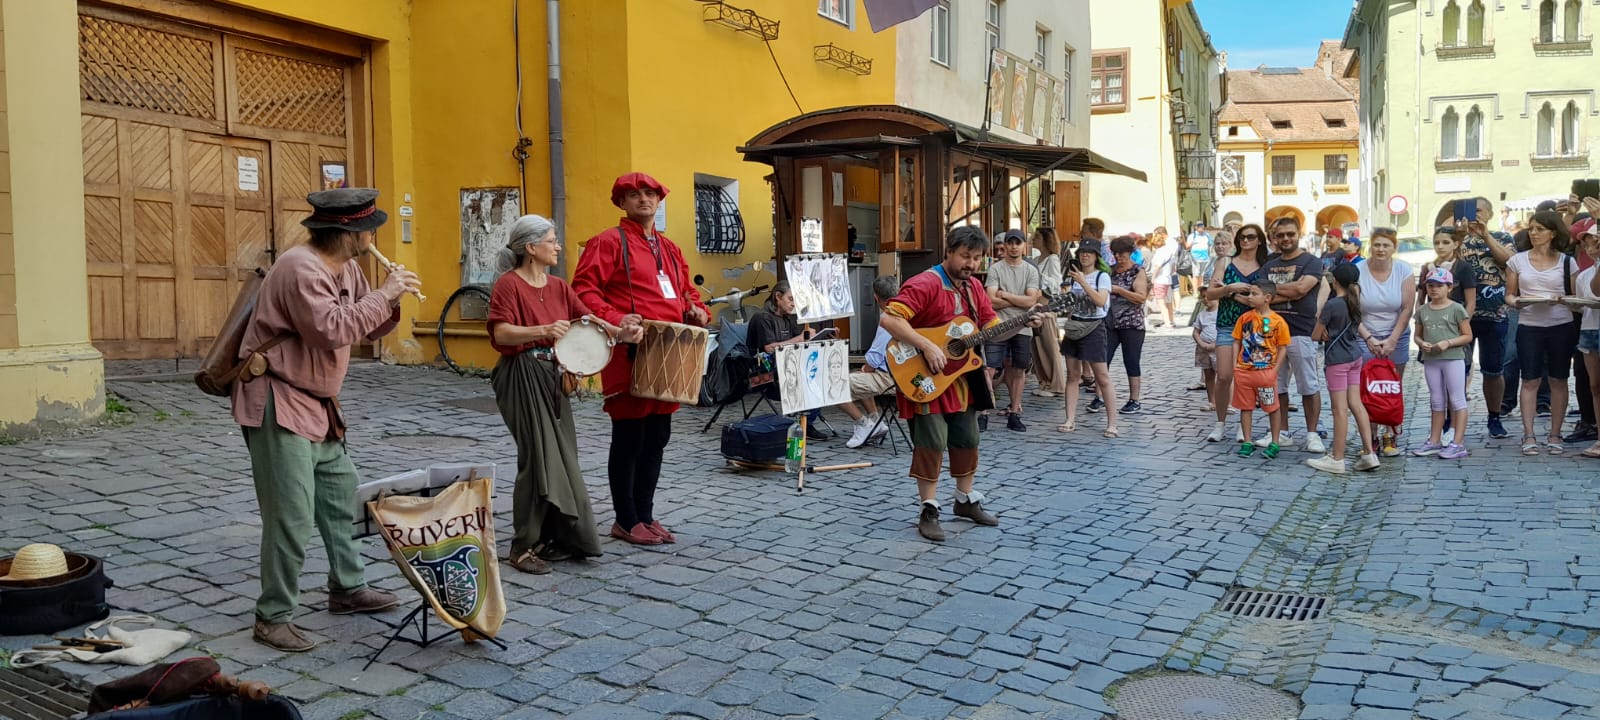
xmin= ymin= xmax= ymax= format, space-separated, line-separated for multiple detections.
xmin=237 ymin=157 xmax=260 ymax=192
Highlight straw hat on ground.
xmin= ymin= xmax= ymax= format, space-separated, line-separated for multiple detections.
xmin=1 ymin=543 xmax=70 ymax=583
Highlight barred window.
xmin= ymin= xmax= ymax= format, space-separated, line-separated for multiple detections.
xmin=695 ymin=182 xmax=745 ymax=254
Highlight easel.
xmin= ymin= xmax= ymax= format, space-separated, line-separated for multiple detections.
xmin=364 ymin=600 xmax=507 ymax=671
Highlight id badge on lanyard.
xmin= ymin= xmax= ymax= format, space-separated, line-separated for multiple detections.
xmin=657 ymin=271 xmax=677 ymax=299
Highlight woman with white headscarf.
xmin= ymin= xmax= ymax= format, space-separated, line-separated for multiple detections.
xmin=487 ymin=214 xmax=638 ymax=574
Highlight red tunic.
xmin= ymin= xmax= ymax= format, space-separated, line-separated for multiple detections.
xmin=572 ymin=217 xmax=709 ymax=419
xmin=486 ymin=272 xmax=590 ymax=355
xmin=884 ymin=268 xmax=998 ymax=418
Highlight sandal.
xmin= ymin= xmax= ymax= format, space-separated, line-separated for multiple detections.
xmin=1547 ymin=439 xmax=1565 ymax=456
xmin=1522 ymin=438 xmax=1542 ymax=456
xmin=508 ymin=549 xmax=552 ymax=575
xmin=1581 ymin=443 xmax=1600 ymax=458
xmin=1103 ymin=427 xmax=1120 ymax=438
xmin=1057 ymin=421 xmax=1076 ymax=433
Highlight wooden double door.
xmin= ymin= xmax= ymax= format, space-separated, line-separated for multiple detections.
xmin=79 ymin=4 xmax=359 ymax=359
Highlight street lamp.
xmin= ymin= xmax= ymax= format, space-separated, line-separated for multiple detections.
xmin=1179 ymin=122 xmax=1201 ymax=152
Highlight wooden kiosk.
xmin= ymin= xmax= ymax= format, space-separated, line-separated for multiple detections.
xmin=738 ymin=105 xmax=1147 ymax=349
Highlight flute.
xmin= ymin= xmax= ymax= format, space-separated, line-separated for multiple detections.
xmin=366 ymin=245 xmax=426 ymax=302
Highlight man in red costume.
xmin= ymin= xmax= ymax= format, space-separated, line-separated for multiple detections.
xmin=880 ymin=225 xmax=1016 ymax=541
xmin=573 ymin=172 xmax=710 ymax=546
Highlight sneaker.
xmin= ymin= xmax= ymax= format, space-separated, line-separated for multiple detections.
xmin=1205 ymin=423 xmax=1225 ymax=443
xmin=806 ymin=423 xmax=829 ymax=441
xmin=917 ymin=503 xmax=945 ymax=542
xmin=1255 ymin=434 xmax=1293 ymax=449
xmin=1411 ymin=441 xmax=1444 ymax=457
xmin=1006 ymin=413 xmax=1026 ymax=432
xmin=1306 ymin=455 xmax=1348 ymax=474
xmin=1087 ymin=398 xmax=1105 ymax=413
xmin=845 ymin=418 xmax=875 ymax=449
xmin=328 ymin=587 xmax=402 ymax=615
xmin=1262 ymin=442 xmax=1281 ymax=459
xmin=1487 ymin=414 xmax=1508 ymax=439
xmin=1537 ymin=404 xmax=1552 ymax=418
xmin=1120 ymin=400 xmax=1143 ymax=414
xmin=1236 ymin=427 xmax=1245 ymax=443
xmin=1380 ymin=435 xmax=1402 ymax=457
xmin=1238 ymin=441 xmax=1256 ymax=458
xmin=868 ymin=422 xmax=889 ymax=441
xmin=1438 ymin=443 xmax=1470 ymax=459
xmin=1303 ymin=432 xmax=1326 ymax=454
xmin=1353 ymin=453 xmax=1381 ymax=471
xmin=978 ymin=414 xmax=989 ymax=431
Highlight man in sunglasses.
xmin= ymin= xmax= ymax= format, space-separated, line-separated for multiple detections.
xmin=1260 ymin=215 xmax=1327 ymax=453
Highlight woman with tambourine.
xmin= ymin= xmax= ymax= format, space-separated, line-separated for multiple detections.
xmin=488 ymin=214 xmax=639 ymax=575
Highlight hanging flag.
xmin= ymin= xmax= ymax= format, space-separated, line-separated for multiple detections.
xmin=863 ymin=0 xmax=940 ymax=32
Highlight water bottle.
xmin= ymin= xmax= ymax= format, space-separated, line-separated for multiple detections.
xmin=785 ymin=419 xmax=806 ymax=473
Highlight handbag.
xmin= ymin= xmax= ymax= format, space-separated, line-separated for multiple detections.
xmin=1061 ymin=316 xmax=1102 ymax=341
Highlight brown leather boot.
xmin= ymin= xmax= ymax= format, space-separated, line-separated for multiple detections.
xmin=917 ymin=503 xmax=945 ymax=542
xmin=328 ymin=586 xmax=402 ymax=615
xmin=252 ymin=621 xmax=318 ymax=652
xmin=953 ymin=500 xmax=999 ymax=526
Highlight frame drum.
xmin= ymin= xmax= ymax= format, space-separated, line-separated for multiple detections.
xmin=631 ymin=320 xmax=709 ymax=404
xmin=553 ymin=317 xmax=613 ymax=376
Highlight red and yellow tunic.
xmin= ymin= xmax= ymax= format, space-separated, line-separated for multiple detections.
xmin=884 ymin=267 xmax=999 ymax=418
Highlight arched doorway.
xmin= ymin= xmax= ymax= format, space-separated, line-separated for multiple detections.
xmin=1265 ymin=205 xmax=1305 ymax=230
xmin=1222 ymin=211 xmax=1244 ymax=227
xmin=1316 ymin=205 xmax=1358 ymax=234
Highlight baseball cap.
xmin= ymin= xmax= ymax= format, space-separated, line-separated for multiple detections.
xmin=1572 ymin=217 xmax=1597 ymax=239
xmin=1425 ymin=266 xmax=1454 ymax=285
xmin=1002 ymin=229 xmax=1027 ymax=244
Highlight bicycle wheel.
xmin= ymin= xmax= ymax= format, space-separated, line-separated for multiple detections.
xmin=437 ymin=284 xmax=493 ymax=375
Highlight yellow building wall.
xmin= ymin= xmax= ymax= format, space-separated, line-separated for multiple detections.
xmin=0 ymin=0 xmax=105 ymax=436
xmin=1264 ymin=144 xmax=1362 ymax=233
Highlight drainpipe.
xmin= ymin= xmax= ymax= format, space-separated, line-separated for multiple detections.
xmin=547 ymin=0 xmax=568 ymax=273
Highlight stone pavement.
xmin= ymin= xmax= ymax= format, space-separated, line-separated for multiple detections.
xmin=2 ymin=335 xmax=1599 ymax=720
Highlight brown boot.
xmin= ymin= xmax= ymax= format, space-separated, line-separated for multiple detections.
xmin=252 ymin=621 xmax=318 ymax=652
xmin=953 ymin=500 xmax=999 ymax=526
xmin=917 ymin=503 xmax=945 ymax=542
xmin=328 ymin=586 xmax=402 ymax=615
xmin=510 ymin=549 xmax=553 ymax=574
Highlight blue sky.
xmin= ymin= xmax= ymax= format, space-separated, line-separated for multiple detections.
xmin=1193 ymin=0 xmax=1355 ymax=70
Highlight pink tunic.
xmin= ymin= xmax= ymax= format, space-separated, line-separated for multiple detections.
xmin=486 ymin=273 xmax=591 ymax=355
xmin=884 ymin=268 xmax=998 ymax=418
xmin=231 ymin=245 xmax=399 ymax=441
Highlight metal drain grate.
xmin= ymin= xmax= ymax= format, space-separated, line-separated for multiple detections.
xmin=0 ymin=668 xmax=90 ymax=720
xmin=1217 ymin=589 xmax=1330 ymax=621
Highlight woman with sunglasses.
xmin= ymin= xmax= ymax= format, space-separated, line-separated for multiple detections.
xmin=1202 ymin=223 xmax=1270 ymax=443
xmin=1356 ymin=228 xmax=1417 ymax=456
xmin=1506 ymin=211 xmax=1580 ymax=455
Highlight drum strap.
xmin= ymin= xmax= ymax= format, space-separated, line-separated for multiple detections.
xmin=617 ymin=226 xmax=638 ymax=315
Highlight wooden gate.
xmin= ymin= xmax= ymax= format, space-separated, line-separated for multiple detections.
xmin=79 ymin=5 xmax=358 ymax=359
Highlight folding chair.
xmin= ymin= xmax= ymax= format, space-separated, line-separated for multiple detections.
xmin=863 ymin=391 xmax=910 ymax=456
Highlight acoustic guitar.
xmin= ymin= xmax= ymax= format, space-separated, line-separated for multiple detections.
xmin=886 ymin=293 xmax=1082 ymax=403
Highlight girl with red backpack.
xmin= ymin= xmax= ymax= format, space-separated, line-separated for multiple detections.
xmin=1307 ymin=264 xmax=1380 ymax=473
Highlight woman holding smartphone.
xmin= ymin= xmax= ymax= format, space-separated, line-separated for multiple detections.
xmin=1506 ymin=211 xmax=1580 ymax=455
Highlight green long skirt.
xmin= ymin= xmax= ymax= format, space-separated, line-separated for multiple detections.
xmin=492 ymin=351 xmax=603 ymax=559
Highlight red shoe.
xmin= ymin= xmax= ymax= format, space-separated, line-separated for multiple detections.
xmin=645 ymin=520 xmax=676 ymax=544
xmin=610 ymin=522 xmax=663 ymax=545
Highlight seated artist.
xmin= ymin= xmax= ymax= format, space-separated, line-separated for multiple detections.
xmin=748 ymin=282 xmax=827 ymax=439
xmin=834 ymin=275 xmax=902 ymax=448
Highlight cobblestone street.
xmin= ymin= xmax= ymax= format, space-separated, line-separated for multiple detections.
xmin=4 ymin=334 xmax=1600 ymax=719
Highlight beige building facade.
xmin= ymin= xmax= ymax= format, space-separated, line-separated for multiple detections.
xmin=1344 ymin=0 xmax=1599 ymax=235
xmin=1086 ymin=0 xmax=1221 ymax=236
xmin=1215 ymin=42 xmax=1362 ymax=236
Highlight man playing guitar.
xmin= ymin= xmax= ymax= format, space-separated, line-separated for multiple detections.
xmin=880 ymin=226 xmax=1039 ymax=541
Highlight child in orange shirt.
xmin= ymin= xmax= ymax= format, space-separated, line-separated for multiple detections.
xmin=1232 ymin=278 xmax=1291 ymax=458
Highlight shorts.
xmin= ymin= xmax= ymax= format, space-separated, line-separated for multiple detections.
xmin=1194 ymin=344 xmax=1215 ymax=369
xmin=1515 ymin=321 xmax=1579 ymax=380
xmin=1060 ymin=320 xmax=1109 ymax=362
xmin=1275 ymin=336 xmax=1322 ymax=396
xmin=1216 ymin=330 xmax=1236 ymax=347
xmin=1325 ymin=359 xmax=1362 ymax=393
xmin=984 ymin=333 xmax=1033 ymax=370
xmin=1359 ymin=327 xmax=1412 ymax=367
xmin=1151 ymin=284 xmax=1170 ymax=301
xmin=1579 ymin=329 xmax=1599 ymax=355
xmin=1469 ymin=317 xmax=1508 ymax=377
xmin=1232 ymin=367 xmax=1281 ymax=413
xmin=848 ymin=369 xmax=896 ymax=400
